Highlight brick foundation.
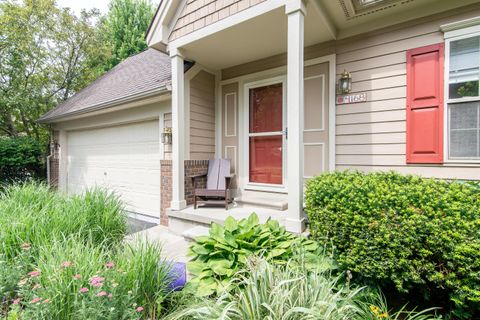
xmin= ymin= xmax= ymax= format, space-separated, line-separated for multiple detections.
xmin=160 ymin=160 xmax=209 ymax=226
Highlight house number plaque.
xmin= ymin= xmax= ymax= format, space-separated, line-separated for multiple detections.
xmin=336 ymin=92 xmax=367 ymax=105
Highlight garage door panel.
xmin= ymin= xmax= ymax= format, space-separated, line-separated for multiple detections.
xmin=67 ymin=121 xmax=160 ymax=218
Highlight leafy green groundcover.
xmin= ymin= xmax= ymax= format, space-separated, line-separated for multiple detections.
xmin=305 ymin=170 xmax=480 ymax=318
xmin=187 ymin=213 xmax=320 ymax=296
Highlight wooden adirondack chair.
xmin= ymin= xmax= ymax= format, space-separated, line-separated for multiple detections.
xmin=191 ymin=159 xmax=234 ymax=210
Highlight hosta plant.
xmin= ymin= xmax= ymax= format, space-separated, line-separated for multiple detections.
xmin=187 ymin=213 xmax=322 ymax=296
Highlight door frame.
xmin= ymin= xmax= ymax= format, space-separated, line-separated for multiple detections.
xmin=242 ymin=75 xmax=288 ymax=192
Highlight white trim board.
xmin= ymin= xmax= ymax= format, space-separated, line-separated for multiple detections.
xmin=443 ymin=27 xmax=480 ymax=164
xmin=221 ymin=54 xmax=337 ymax=177
xmin=242 ymin=75 xmax=288 ymax=193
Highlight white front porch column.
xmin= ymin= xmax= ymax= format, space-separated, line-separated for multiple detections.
xmin=285 ymin=0 xmax=306 ymax=233
xmin=170 ymin=48 xmax=187 ymax=210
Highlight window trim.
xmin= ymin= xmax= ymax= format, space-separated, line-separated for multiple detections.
xmin=443 ymin=29 xmax=480 ymax=163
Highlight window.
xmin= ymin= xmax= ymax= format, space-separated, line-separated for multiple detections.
xmin=446 ymin=34 xmax=480 ymax=160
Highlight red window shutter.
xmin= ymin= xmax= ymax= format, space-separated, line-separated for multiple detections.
xmin=406 ymin=43 xmax=444 ymax=164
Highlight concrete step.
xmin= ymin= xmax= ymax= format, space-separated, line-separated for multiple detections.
xmin=182 ymin=226 xmax=210 ymax=242
xmin=235 ymin=195 xmax=288 ymax=210
xmin=167 ymin=205 xmax=287 ymax=236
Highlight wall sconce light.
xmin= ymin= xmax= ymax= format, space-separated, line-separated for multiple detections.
xmin=161 ymin=127 xmax=172 ymax=145
xmin=338 ymin=70 xmax=352 ymax=94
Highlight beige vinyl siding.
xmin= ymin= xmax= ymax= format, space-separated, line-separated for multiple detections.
xmin=334 ymin=8 xmax=480 ymax=180
xmin=190 ymin=70 xmax=216 ymax=160
xmin=170 ymin=0 xmax=267 ymax=41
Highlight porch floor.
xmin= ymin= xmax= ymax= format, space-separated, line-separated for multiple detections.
xmin=170 ymin=204 xmax=287 ymax=225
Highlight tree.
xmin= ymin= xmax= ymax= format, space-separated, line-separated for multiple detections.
xmin=0 ymin=0 xmax=109 ymax=143
xmin=100 ymin=0 xmax=156 ymax=70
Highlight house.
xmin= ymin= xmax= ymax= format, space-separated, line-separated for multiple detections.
xmin=40 ymin=0 xmax=480 ymax=233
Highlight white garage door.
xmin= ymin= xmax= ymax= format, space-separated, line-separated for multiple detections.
xmin=67 ymin=121 xmax=160 ymax=218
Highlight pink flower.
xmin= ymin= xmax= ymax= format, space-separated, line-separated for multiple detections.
xmin=79 ymin=287 xmax=89 ymax=293
xmin=73 ymin=274 xmax=81 ymax=280
xmin=30 ymin=297 xmax=42 ymax=304
xmin=89 ymin=276 xmax=104 ymax=287
xmin=107 ymin=293 xmax=113 ymax=299
xmin=43 ymin=299 xmax=50 ymax=303
xmin=96 ymin=291 xmax=108 ymax=297
xmin=28 ymin=270 xmax=40 ymax=278
xmin=12 ymin=298 xmax=21 ymax=305
xmin=105 ymin=261 xmax=115 ymax=269
xmin=21 ymin=243 xmax=31 ymax=250
xmin=61 ymin=261 xmax=73 ymax=268
xmin=136 ymin=306 xmax=144 ymax=312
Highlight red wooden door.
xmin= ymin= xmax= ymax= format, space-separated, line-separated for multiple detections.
xmin=248 ymin=83 xmax=284 ymax=185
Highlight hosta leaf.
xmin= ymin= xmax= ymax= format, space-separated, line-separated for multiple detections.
xmin=196 ymin=278 xmax=217 ymax=297
xmin=247 ymin=213 xmax=259 ymax=228
xmin=208 ymin=259 xmax=233 ymax=275
xmin=187 ymin=261 xmax=206 ymax=275
xmin=267 ymin=248 xmax=287 ymax=259
xmin=277 ymin=239 xmax=294 ymax=249
xmin=225 ymin=232 xmax=238 ymax=248
xmin=191 ymin=244 xmax=210 ymax=255
xmin=214 ymin=242 xmax=232 ymax=251
xmin=195 ymin=236 xmax=214 ymax=244
xmin=267 ymin=219 xmax=280 ymax=230
xmin=209 ymin=223 xmax=224 ymax=239
xmin=224 ymin=216 xmax=238 ymax=232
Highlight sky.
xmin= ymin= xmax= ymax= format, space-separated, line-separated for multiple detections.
xmin=56 ymin=0 xmax=111 ymax=15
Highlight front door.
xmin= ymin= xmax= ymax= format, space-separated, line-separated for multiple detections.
xmin=247 ymin=80 xmax=285 ymax=187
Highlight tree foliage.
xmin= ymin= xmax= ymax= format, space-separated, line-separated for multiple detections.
xmin=0 ymin=0 xmax=109 ymax=144
xmin=100 ymin=0 xmax=155 ymax=70
xmin=0 ymin=136 xmax=43 ymax=182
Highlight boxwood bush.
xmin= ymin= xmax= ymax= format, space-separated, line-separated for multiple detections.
xmin=305 ymin=170 xmax=480 ymax=318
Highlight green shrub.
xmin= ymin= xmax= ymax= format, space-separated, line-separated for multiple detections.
xmin=187 ymin=213 xmax=321 ymax=297
xmin=168 ymin=257 xmax=440 ymax=320
xmin=0 ymin=137 xmax=44 ymax=183
xmin=305 ymin=170 xmax=480 ymax=317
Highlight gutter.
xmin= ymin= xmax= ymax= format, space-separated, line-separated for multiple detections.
xmin=38 ymin=85 xmax=171 ymax=124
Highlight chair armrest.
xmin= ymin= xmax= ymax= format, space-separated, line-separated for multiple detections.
xmin=190 ymin=173 xmax=207 ymax=188
xmin=189 ymin=173 xmax=207 ymax=179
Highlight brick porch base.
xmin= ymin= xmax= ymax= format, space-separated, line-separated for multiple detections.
xmin=160 ymin=160 xmax=209 ymax=226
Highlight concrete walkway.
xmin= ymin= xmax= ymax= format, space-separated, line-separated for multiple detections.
xmin=125 ymin=225 xmax=190 ymax=263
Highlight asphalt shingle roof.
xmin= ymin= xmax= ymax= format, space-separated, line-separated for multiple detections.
xmin=39 ymin=49 xmax=173 ymax=123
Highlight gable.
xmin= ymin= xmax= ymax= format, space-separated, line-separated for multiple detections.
xmin=169 ymin=0 xmax=267 ymax=41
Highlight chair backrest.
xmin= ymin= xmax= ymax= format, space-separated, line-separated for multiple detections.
xmin=206 ymin=159 xmax=231 ymax=190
